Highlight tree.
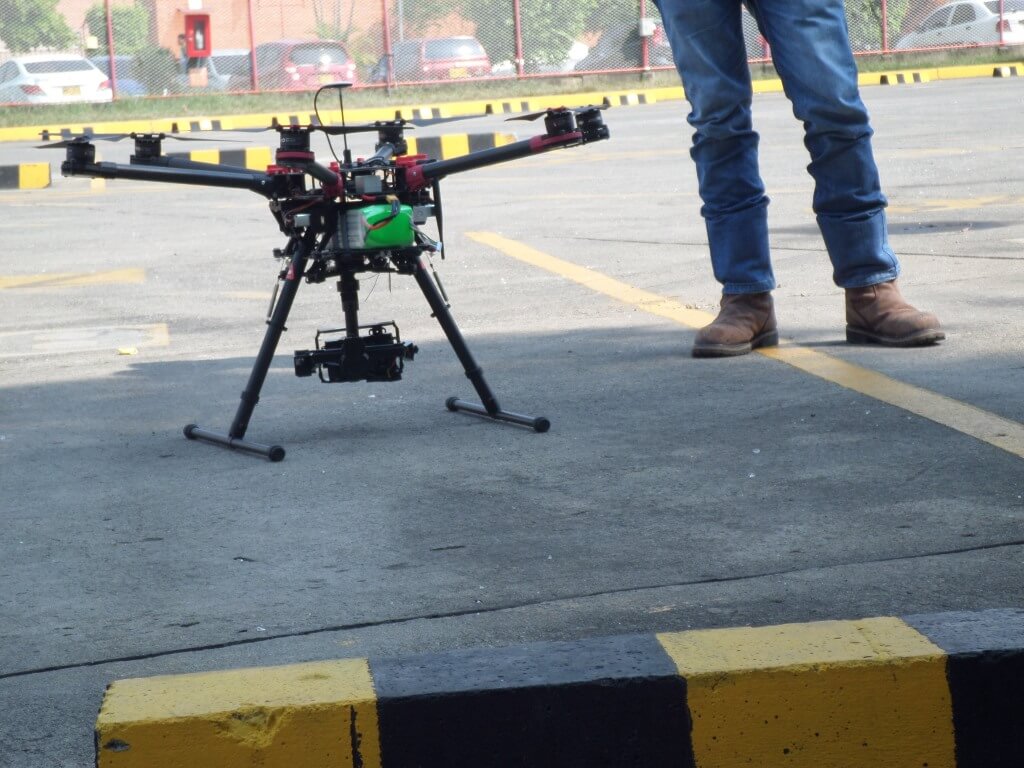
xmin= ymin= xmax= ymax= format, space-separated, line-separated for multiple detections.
xmin=0 ymin=0 xmax=75 ymax=52
xmin=84 ymin=2 xmax=150 ymax=54
xmin=311 ymin=0 xmax=357 ymax=43
xmin=845 ymin=0 xmax=911 ymax=51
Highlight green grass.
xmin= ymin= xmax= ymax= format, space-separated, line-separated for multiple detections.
xmin=3 ymin=46 xmax=1020 ymax=129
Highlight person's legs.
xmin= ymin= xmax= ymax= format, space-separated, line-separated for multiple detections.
xmin=654 ymin=0 xmax=774 ymax=294
xmin=744 ymin=0 xmax=899 ymax=288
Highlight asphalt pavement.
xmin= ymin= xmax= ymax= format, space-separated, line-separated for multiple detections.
xmin=1 ymin=76 xmax=1023 ymax=766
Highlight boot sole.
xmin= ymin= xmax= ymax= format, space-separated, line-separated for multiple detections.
xmin=846 ymin=326 xmax=946 ymax=347
xmin=692 ymin=330 xmax=780 ymax=358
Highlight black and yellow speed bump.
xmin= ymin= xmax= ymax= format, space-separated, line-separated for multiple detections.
xmin=0 ymin=162 xmax=50 ymax=189
xmin=95 ymin=609 xmax=1024 ymax=767
xmin=165 ymin=146 xmax=273 ymax=171
xmin=164 ymin=134 xmax=516 ymax=172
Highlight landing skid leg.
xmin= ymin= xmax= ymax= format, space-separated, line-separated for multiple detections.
xmin=184 ymin=235 xmax=314 ymax=461
xmin=412 ymin=254 xmax=550 ymax=433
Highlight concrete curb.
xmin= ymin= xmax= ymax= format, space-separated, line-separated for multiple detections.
xmin=95 ymin=608 xmax=1024 ymax=767
xmin=0 ymin=162 xmax=50 ymax=189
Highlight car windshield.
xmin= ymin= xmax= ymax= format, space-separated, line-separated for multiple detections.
xmin=24 ymin=59 xmax=94 ymax=74
xmin=290 ymin=43 xmax=349 ymax=65
xmin=424 ymin=38 xmax=485 ymax=60
xmin=985 ymin=0 xmax=1024 ymax=10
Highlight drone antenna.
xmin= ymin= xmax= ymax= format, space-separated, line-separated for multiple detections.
xmin=336 ymin=82 xmax=353 ymax=166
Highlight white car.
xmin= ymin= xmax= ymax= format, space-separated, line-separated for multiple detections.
xmin=0 ymin=53 xmax=113 ymax=105
xmin=895 ymin=0 xmax=1024 ymax=49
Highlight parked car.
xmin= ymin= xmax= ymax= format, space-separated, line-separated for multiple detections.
xmin=575 ymin=23 xmax=674 ymax=71
xmin=89 ymin=54 xmax=148 ymax=97
xmin=0 ymin=53 xmax=112 ymax=105
xmin=208 ymin=49 xmax=253 ymax=90
xmin=177 ymin=49 xmax=252 ymax=92
xmin=370 ymin=36 xmax=491 ymax=83
xmin=253 ymin=40 xmax=358 ymax=90
xmin=895 ymin=0 xmax=1024 ymax=48
xmin=576 ymin=14 xmax=765 ymax=71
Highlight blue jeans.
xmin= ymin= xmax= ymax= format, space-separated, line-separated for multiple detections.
xmin=653 ymin=0 xmax=900 ymax=293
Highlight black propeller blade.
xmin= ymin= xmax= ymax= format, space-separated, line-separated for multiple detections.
xmin=36 ymin=131 xmax=240 ymax=149
xmin=506 ymin=104 xmax=610 ymax=122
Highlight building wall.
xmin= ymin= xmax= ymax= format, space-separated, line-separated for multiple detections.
xmin=53 ymin=0 xmax=393 ymax=56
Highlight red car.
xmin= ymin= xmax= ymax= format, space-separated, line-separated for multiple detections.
xmin=254 ymin=40 xmax=358 ymax=90
xmin=371 ymin=36 xmax=491 ymax=83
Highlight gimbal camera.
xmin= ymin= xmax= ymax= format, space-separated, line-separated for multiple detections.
xmin=43 ymin=84 xmax=610 ymax=460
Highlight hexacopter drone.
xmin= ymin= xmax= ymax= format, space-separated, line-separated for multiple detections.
xmin=43 ymin=84 xmax=610 ymax=461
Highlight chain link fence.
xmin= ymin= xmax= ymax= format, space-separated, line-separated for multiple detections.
xmin=1 ymin=0 xmax=1022 ymax=104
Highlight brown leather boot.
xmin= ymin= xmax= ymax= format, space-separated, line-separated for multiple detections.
xmin=692 ymin=292 xmax=779 ymax=357
xmin=845 ymin=280 xmax=944 ymax=346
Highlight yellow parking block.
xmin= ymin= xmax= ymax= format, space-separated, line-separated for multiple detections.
xmin=658 ymin=617 xmax=956 ymax=768
xmin=96 ymin=658 xmax=381 ymax=768
xmin=19 ymin=162 xmax=50 ymax=189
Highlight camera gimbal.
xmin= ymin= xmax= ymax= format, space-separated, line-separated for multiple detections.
xmin=47 ymin=89 xmax=610 ymax=460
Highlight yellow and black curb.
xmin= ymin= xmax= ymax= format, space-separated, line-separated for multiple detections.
xmin=95 ymin=608 xmax=1024 ymax=767
xmin=164 ymin=146 xmax=273 ymax=171
xmin=0 ymin=162 xmax=50 ymax=189
xmin=164 ymin=133 xmax=518 ymax=170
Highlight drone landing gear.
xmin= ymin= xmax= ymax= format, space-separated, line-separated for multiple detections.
xmin=184 ymin=243 xmax=548 ymax=462
xmin=411 ymin=254 xmax=550 ymax=435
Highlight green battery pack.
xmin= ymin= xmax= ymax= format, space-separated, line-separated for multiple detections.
xmin=345 ymin=203 xmax=416 ymax=249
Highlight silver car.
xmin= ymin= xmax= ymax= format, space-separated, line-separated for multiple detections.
xmin=896 ymin=0 xmax=1024 ymax=49
xmin=0 ymin=53 xmax=113 ymax=105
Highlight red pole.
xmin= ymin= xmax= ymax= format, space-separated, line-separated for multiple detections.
xmin=381 ymin=0 xmax=394 ymax=85
xmin=104 ymin=0 xmax=117 ymax=99
xmin=880 ymin=0 xmax=890 ymax=52
xmin=247 ymin=0 xmax=258 ymax=91
xmin=640 ymin=0 xmax=649 ymax=70
xmin=512 ymin=0 xmax=524 ymax=77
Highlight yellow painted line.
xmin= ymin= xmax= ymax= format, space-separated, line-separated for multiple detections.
xmin=0 ymin=267 xmax=145 ymax=289
xmin=657 ymin=617 xmax=955 ymax=768
xmin=467 ymin=231 xmax=1024 ymax=459
xmin=760 ymin=345 xmax=1024 ymax=456
xmin=96 ymin=658 xmax=381 ymax=768
xmin=467 ymin=231 xmax=713 ymax=329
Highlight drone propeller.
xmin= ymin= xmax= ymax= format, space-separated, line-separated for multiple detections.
xmin=505 ymin=104 xmax=610 ymax=122
xmin=402 ymin=113 xmax=488 ymax=128
xmin=36 ymin=133 xmax=127 ymax=148
xmin=316 ymin=122 xmax=409 ymax=136
xmin=36 ymin=131 xmax=239 ymax=149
